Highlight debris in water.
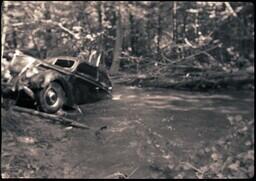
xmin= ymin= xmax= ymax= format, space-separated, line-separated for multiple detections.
xmin=65 ymin=126 xmax=73 ymax=130
xmin=17 ymin=136 xmax=36 ymax=144
xmin=95 ymin=126 xmax=108 ymax=138
xmin=112 ymin=94 xmax=121 ymax=100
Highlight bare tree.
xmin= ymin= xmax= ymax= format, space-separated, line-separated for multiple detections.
xmin=110 ymin=2 xmax=123 ymax=74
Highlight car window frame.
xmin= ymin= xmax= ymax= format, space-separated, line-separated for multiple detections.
xmin=51 ymin=57 xmax=79 ymax=72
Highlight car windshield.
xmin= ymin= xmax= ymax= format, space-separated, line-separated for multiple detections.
xmin=54 ymin=59 xmax=75 ymax=68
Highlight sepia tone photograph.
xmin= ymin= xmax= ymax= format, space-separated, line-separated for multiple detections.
xmin=1 ymin=1 xmax=254 ymax=179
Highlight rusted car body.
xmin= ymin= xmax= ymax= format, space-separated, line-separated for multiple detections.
xmin=1 ymin=52 xmax=112 ymax=113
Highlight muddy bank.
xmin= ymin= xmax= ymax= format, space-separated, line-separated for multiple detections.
xmin=1 ymin=85 xmax=254 ymax=178
xmin=113 ymin=66 xmax=254 ymax=91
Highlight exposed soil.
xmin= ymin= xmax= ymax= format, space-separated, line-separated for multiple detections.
xmin=1 ymin=84 xmax=254 ymax=178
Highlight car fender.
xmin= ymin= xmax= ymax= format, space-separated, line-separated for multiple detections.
xmin=30 ymin=70 xmax=75 ymax=106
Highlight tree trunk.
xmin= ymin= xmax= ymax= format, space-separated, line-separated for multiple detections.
xmin=157 ymin=2 xmax=162 ymax=62
xmin=12 ymin=29 xmax=17 ymax=48
xmin=44 ymin=2 xmax=54 ymax=57
xmin=97 ymin=1 xmax=103 ymax=50
xmin=97 ymin=1 xmax=105 ymax=67
xmin=129 ymin=1 xmax=138 ymax=56
xmin=110 ymin=3 xmax=123 ymax=74
xmin=173 ymin=1 xmax=177 ymax=43
xmin=195 ymin=12 xmax=198 ymax=40
xmin=1 ymin=1 xmax=9 ymax=60
xmin=129 ymin=11 xmax=136 ymax=55
xmin=183 ymin=12 xmax=187 ymax=39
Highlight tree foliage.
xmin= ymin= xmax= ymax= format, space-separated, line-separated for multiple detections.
xmin=1 ymin=1 xmax=254 ymax=75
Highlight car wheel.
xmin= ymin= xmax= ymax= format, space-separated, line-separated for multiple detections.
xmin=38 ymin=82 xmax=65 ymax=113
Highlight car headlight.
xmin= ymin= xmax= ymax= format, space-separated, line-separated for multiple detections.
xmin=25 ymin=67 xmax=39 ymax=78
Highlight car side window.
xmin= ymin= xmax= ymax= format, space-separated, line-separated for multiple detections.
xmin=77 ymin=62 xmax=97 ymax=78
xmin=54 ymin=59 xmax=74 ymax=68
xmin=77 ymin=63 xmax=88 ymax=74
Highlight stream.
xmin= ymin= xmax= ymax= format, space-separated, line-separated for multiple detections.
xmin=1 ymin=84 xmax=254 ymax=178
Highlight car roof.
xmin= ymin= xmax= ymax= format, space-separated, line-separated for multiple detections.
xmin=47 ymin=56 xmax=78 ymax=61
xmin=45 ymin=56 xmax=79 ymax=63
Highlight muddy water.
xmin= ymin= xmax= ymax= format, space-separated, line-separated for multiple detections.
xmin=58 ymin=85 xmax=254 ymax=178
xmin=2 ymin=85 xmax=254 ymax=178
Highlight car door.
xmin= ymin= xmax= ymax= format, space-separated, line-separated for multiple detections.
xmin=72 ymin=62 xmax=98 ymax=104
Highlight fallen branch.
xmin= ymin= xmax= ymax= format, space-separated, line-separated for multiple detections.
xmin=11 ymin=106 xmax=90 ymax=129
xmin=170 ymin=44 xmax=221 ymax=65
xmin=181 ymin=162 xmax=204 ymax=174
xmin=161 ymin=52 xmax=173 ymax=63
xmin=184 ymin=38 xmax=197 ymax=48
xmin=161 ymin=44 xmax=220 ymax=66
xmin=202 ymin=52 xmax=217 ymax=62
xmin=224 ymin=2 xmax=238 ymax=17
xmin=127 ymin=166 xmax=139 ymax=178
xmin=101 ymin=166 xmax=139 ymax=179
xmin=10 ymin=20 xmax=80 ymax=40
xmin=57 ymin=23 xmax=80 ymax=40
xmin=104 ymin=172 xmax=127 ymax=179
xmin=40 ymin=20 xmax=80 ymax=40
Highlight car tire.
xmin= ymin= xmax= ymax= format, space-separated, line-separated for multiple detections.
xmin=38 ymin=82 xmax=65 ymax=113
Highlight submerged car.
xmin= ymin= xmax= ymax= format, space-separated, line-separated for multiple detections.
xmin=1 ymin=51 xmax=112 ymax=113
